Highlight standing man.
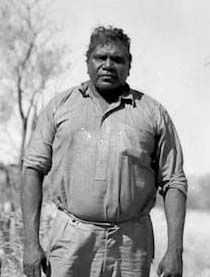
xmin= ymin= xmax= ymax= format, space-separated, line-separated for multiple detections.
xmin=22 ymin=26 xmax=187 ymax=277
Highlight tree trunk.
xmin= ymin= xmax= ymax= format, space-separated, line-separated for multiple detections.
xmin=19 ymin=119 xmax=27 ymax=168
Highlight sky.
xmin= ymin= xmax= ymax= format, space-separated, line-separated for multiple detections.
xmin=1 ymin=0 xmax=210 ymax=176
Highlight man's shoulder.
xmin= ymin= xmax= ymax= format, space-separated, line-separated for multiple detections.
xmin=39 ymin=83 xmax=85 ymax=117
xmin=130 ymin=88 xmax=162 ymax=109
xmin=51 ymin=83 xmax=84 ymax=107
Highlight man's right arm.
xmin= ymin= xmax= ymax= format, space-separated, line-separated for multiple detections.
xmin=21 ymin=167 xmax=47 ymax=277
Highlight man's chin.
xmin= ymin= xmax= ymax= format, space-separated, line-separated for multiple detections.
xmin=96 ymin=82 xmax=119 ymax=92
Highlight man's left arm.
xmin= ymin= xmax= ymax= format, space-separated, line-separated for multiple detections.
xmin=157 ymin=188 xmax=186 ymax=277
xmin=155 ymin=105 xmax=188 ymax=277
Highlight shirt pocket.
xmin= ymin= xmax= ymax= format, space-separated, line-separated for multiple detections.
xmin=111 ymin=122 xmax=154 ymax=162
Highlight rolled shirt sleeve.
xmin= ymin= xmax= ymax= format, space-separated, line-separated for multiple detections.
xmin=23 ymin=99 xmax=56 ymax=175
xmin=155 ymin=105 xmax=188 ymax=197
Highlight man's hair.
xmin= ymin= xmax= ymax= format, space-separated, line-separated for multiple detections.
xmin=86 ymin=25 xmax=132 ymax=62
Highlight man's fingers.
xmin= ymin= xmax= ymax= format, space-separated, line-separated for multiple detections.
xmin=23 ymin=264 xmax=33 ymax=276
xmin=24 ymin=264 xmax=41 ymax=277
xmin=23 ymin=247 xmax=47 ymax=276
xmin=157 ymin=264 xmax=163 ymax=276
xmin=34 ymin=266 xmax=41 ymax=277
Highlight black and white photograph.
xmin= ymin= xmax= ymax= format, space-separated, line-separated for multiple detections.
xmin=0 ymin=0 xmax=209 ymax=276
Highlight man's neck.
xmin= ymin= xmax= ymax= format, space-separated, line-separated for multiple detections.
xmin=90 ymin=82 xmax=129 ymax=104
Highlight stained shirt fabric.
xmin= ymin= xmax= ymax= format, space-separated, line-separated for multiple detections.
xmin=23 ymin=81 xmax=188 ymax=223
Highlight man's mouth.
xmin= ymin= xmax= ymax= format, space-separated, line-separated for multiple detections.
xmin=99 ymin=74 xmax=116 ymax=80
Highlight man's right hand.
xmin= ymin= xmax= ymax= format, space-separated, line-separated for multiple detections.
xmin=21 ymin=168 xmax=46 ymax=276
xmin=23 ymin=245 xmax=47 ymax=277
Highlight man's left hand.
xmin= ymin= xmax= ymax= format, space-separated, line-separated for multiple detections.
xmin=157 ymin=248 xmax=183 ymax=277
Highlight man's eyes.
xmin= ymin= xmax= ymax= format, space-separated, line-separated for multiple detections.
xmin=94 ymin=55 xmax=125 ymax=63
xmin=113 ymin=57 xmax=125 ymax=63
xmin=96 ymin=55 xmax=107 ymax=61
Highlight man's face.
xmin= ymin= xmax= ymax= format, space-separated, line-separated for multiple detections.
xmin=87 ymin=42 xmax=131 ymax=93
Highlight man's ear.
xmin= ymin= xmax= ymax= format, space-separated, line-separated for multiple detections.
xmin=129 ymin=54 xmax=132 ymax=69
xmin=127 ymin=54 xmax=132 ymax=76
xmin=86 ymin=59 xmax=90 ymax=74
xmin=128 ymin=60 xmax=132 ymax=77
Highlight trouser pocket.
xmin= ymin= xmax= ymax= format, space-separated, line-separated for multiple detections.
xmin=46 ymin=209 xmax=71 ymax=259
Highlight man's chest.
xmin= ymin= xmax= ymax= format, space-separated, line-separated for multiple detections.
xmin=53 ymin=99 xmax=156 ymax=156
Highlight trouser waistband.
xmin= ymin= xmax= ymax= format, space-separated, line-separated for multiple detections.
xmin=57 ymin=206 xmax=148 ymax=228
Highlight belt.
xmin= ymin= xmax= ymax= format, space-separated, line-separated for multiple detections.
xmin=57 ymin=206 xmax=148 ymax=228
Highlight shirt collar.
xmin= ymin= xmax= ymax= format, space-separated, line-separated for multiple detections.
xmin=79 ymin=80 xmax=136 ymax=107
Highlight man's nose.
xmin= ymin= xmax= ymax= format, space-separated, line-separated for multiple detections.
xmin=103 ymin=58 xmax=113 ymax=68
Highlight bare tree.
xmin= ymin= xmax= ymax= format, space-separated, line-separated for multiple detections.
xmin=0 ymin=0 xmax=70 ymax=167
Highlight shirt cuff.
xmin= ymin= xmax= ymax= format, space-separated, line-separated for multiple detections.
xmin=159 ymin=181 xmax=188 ymax=197
xmin=23 ymin=157 xmax=51 ymax=175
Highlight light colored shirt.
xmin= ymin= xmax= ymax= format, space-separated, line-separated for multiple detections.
xmin=23 ymin=81 xmax=187 ymax=222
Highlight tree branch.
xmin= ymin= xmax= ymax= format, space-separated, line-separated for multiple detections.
xmin=26 ymin=89 xmax=40 ymax=120
xmin=16 ymin=40 xmax=35 ymax=122
xmin=21 ymin=40 xmax=35 ymax=70
xmin=17 ymin=70 xmax=26 ymax=122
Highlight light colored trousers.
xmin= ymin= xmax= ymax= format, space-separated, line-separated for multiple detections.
xmin=46 ymin=209 xmax=154 ymax=277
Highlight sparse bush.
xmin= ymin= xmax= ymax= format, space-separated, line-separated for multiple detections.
xmin=0 ymin=202 xmax=56 ymax=276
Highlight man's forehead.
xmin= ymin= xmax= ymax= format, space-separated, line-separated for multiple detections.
xmin=93 ymin=42 xmax=128 ymax=55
